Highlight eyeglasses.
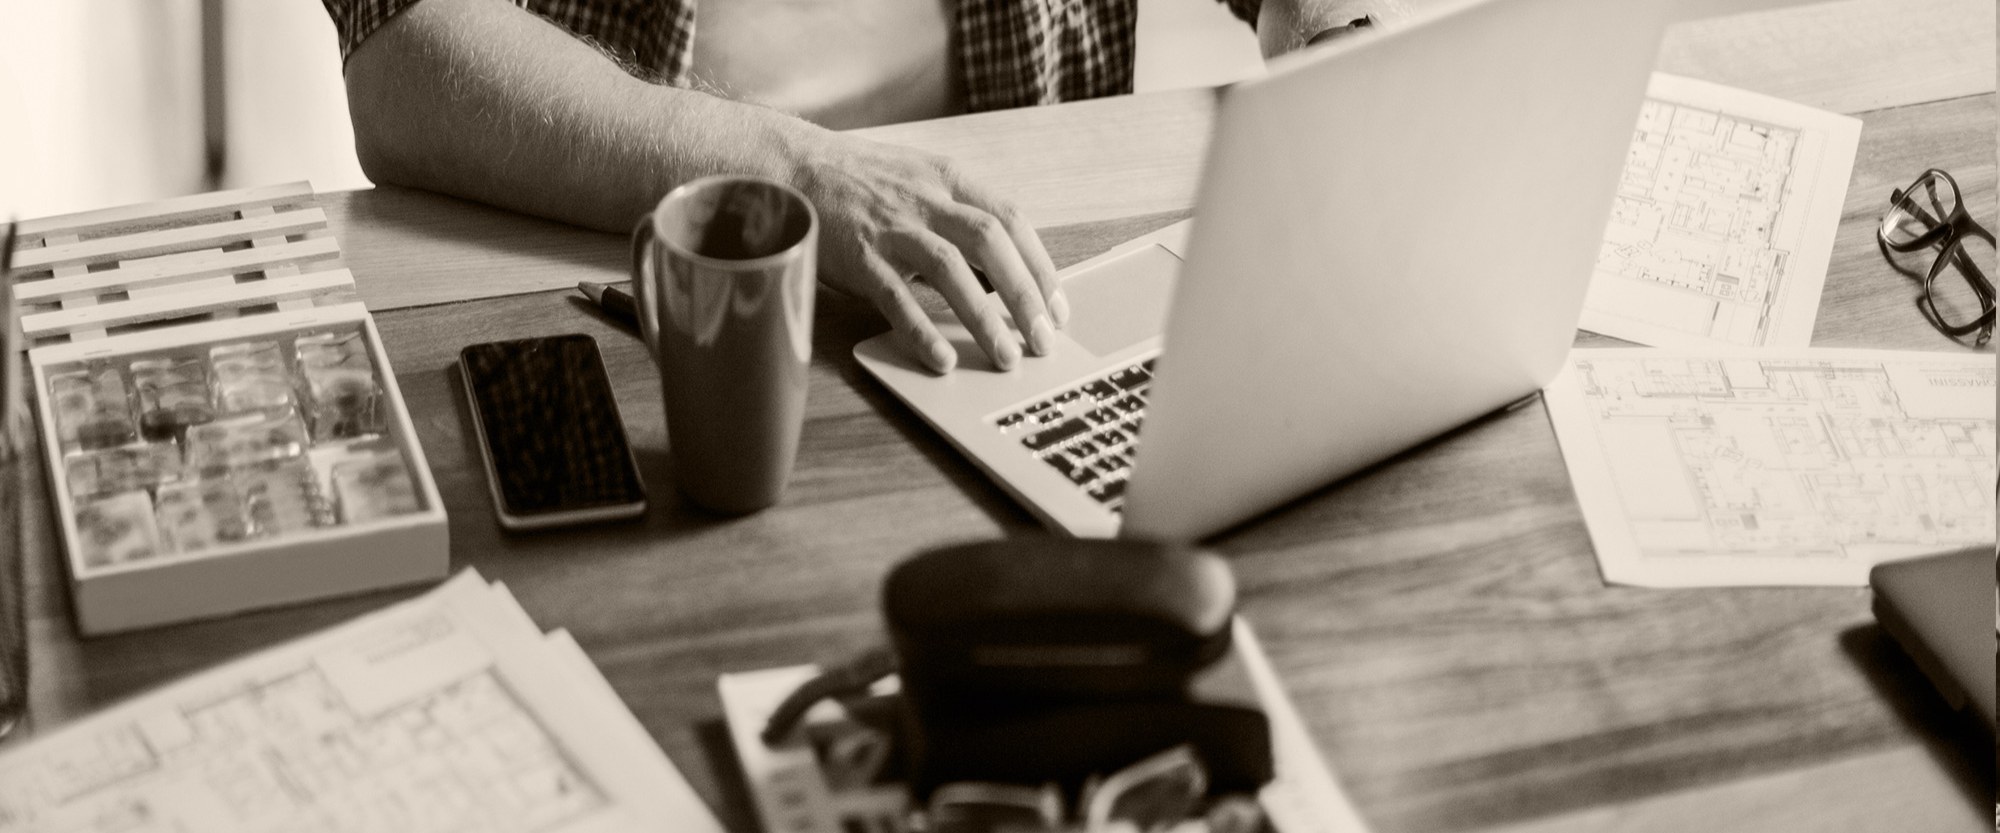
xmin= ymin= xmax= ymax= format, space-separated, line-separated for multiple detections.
xmin=925 ymin=745 xmax=1259 ymax=833
xmin=1877 ymin=168 xmax=1995 ymax=346
xmin=927 ymin=781 xmax=1064 ymax=833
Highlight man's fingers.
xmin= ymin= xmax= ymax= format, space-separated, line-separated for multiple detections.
xmin=948 ymin=174 xmax=1067 ymax=327
xmin=861 ymin=251 xmax=956 ymax=374
xmin=884 ymin=228 xmax=1021 ymax=371
xmin=934 ymin=203 xmax=1057 ymax=357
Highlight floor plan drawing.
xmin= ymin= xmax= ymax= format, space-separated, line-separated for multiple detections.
xmin=12 ymin=665 xmax=601 ymax=833
xmin=1579 ymin=74 xmax=1861 ymax=350
xmin=1545 ymin=349 xmax=1996 ymax=587
xmin=0 ymin=573 xmax=724 ymax=833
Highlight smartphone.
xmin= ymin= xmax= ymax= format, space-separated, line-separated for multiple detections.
xmin=460 ymin=334 xmax=647 ymax=530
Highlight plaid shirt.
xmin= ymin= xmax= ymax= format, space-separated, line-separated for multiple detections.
xmin=323 ymin=0 xmax=1263 ymax=113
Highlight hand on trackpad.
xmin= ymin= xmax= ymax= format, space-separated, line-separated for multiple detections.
xmin=1058 ymin=243 xmax=1181 ymax=356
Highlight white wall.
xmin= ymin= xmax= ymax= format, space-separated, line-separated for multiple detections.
xmin=0 ymin=0 xmax=368 ymax=221
xmin=222 ymin=0 xmax=370 ymax=198
xmin=0 ymin=1 xmax=207 ymax=219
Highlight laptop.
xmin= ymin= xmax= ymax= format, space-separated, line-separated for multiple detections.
xmin=856 ymin=0 xmax=1675 ymax=540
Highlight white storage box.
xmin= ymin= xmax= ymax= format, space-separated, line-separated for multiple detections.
xmin=10 ymin=183 xmax=448 ymax=635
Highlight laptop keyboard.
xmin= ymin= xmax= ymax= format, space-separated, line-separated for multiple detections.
xmin=993 ymin=357 xmax=1156 ymax=514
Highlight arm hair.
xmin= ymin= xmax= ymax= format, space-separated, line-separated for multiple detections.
xmin=343 ymin=0 xmax=817 ymax=232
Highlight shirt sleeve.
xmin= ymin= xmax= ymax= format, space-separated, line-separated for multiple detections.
xmin=318 ymin=0 xmax=692 ymax=84
xmin=319 ymin=0 xmax=428 ymax=64
xmin=1216 ymin=0 xmax=1260 ymax=26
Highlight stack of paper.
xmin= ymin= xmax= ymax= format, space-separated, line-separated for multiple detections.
xmin=0 ymin=571 xmax=723 ymax=833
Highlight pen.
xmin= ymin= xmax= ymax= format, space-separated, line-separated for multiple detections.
xmin=576 ymin=280 xmax=638 ymax=331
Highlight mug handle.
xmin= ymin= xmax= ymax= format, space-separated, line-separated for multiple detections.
xmin=630 ymin=215 xmax=662 ymax=359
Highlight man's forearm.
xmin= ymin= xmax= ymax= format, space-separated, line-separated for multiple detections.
xmin=337 ymin=0 xmax=1067 ymax=376
xmin=1256 ymin=0 xmax=1411 ymax=58
xmin=343 ymin=0 xmax=812 ymax=233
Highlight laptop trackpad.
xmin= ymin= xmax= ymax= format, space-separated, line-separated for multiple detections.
xmin=1063 ymin=244 xmax=1181 ymax=357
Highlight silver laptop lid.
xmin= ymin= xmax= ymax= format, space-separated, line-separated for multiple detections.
xmin=1122 ymin=0 xmax=1674 ymax=541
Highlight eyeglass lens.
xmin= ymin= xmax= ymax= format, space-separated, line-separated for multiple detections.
xmin=1926 ymin=232 xmax=1995 ymax=330
xmin=925 ymin=747 xmax=1217 ymax=833
xmin=1880 ymin=171 xmax=1960 ymax=245
xmin=1084 ymin=746 xmax=1209 ymax=832
xmin=1882 ymin=171 xmax=1960 ymax=247
xmin=927 ymin=782 xmax=1062 ymax=833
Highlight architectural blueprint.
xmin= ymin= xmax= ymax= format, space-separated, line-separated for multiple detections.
xmin=0 ymin=572 xmax=724 ymax=833
xmin=1545 ymin=349 xmax=1995 ymax=587
xmin=1580 ymin=74 xmax=1861 ymax=350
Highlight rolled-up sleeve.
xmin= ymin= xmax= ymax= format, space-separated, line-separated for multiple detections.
xmin=321 ymin=0 xmax=428 ymax=64
xmin=319 ymin=0 xmax=694 ymax=83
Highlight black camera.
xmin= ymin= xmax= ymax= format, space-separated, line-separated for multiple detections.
xmin=882 ymin=538 xmax=1274 ymax=800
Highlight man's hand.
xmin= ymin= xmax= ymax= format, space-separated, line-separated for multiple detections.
xmin=792 ymin=131 xmax=1067 ymax=374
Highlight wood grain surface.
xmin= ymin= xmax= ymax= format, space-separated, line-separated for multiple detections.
xmin=13 ymin=2 xmax=1997 ymax=832
xmin=1655 ymin=0 xmax=1996 ymax=115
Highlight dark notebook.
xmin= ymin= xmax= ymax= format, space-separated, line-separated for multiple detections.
xmin=1870 ymin=545 xmax=1997 ymax=734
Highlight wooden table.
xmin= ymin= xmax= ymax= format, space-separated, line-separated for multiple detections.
xmin=18 ymin=1 xmax=1996 ymax=831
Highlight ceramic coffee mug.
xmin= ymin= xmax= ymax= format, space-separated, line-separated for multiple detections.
xmin=631 ymin=175 xmax=817 ymax=514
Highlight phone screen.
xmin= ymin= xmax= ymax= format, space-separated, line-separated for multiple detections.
xmin=460 ymin=334 xmax=645 ymax=524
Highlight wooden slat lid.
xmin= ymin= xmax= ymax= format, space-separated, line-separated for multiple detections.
xmin=6 ymin=182 xmax=356 ymax=349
